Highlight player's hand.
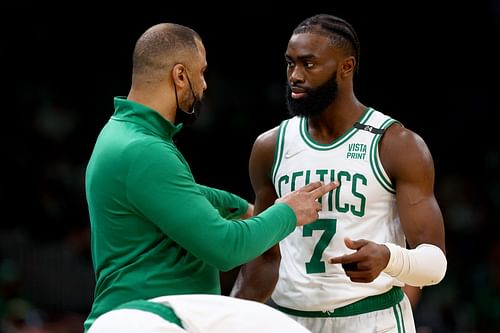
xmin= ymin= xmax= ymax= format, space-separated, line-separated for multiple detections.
xmin=239 ymin=203 xmax=254 ymax=219
xmin=224 ymin=203 xmax=254 ymax=220
xmin=327 ymin=237 xmax=391 ymax=283
xmin=277 ymin=181 xmax=339 ymax=226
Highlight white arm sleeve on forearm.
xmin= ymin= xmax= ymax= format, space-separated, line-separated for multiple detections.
xmin=383 ymin=243 xmax=447 ymax=287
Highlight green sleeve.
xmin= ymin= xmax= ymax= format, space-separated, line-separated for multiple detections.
xmin=126 ymin=142 xmax=296 ymax=271
xmin=197 ymin=184 xmax=249 ymax=219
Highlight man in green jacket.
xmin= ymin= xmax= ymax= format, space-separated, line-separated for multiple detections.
xmin=84 ymin=22 xmax=338 ymax=332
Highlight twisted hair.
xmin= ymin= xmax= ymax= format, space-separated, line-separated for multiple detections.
xmin=293 ymin=14 xmax=361 ymax=73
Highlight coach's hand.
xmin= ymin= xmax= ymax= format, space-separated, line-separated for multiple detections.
xmin=277 ymin=181 xmax=339 ymax=226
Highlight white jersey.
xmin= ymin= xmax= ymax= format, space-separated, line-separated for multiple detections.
xmin=271 ymin=107 xmax=406 ymax=312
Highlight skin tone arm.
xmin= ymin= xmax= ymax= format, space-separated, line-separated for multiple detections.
xmin=233 ymin=127 xmax=283 ymax=302
xmin=329 ymin=124 xmax=446 ymax=283
xmin=403 ymin=285 xmax=421 ymax=310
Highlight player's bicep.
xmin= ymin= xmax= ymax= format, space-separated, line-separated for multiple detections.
xmin=396 ymin=181 xmax=445 ymax=250
xmin=381 ymin=127 xmax=445 ymax=251
xmin=249 ymin=128 xmax=279 ymax=215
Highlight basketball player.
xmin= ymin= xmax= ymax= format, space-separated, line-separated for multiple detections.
xmin=232 ymin=14 xmax=447 ymax=332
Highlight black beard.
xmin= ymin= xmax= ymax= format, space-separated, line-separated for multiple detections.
xmin=286 ymin=73 xmax=338 ymax=117
xmin=175 ymin=98 xmax=203 ymax=126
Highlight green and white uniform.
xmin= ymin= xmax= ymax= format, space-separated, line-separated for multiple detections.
xmin=271 ymin=107 xmax=415 ymax=332
xmin=88 ymin=294 xmax=313 ymax=333
xmin=84 ymin=97 xmax=297 ymax=332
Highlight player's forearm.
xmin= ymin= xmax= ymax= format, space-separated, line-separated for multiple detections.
xmin=383 ymin=243 xmax=447 ymax=287
xmin=197 ymin=184 xmax=249 ymax=218
xmin=232 ymin=259 xmax=280 ymax=302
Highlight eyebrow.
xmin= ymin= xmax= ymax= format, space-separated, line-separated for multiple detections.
xmin=285 ymin=53 xmax=317 ymax=61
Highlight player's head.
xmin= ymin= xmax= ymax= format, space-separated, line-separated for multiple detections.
xmin=131 ymin=23 xmax=207 ymax=125
xmin=285 ymin=14 xmax=360 ymax=117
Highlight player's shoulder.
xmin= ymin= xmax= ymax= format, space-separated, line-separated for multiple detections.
xmin=384 ymin=124 xmax=428 ymax=151
xmin=254 ymin=125 xmax=280 ymax=147
xmin=250 ymin=124 xmax=282 ymax=165
xmin=255 ymin=116 xmax=297 ymax=144
xmin=368 ymin=107 xmax=407 ymax=134
xmin=381 ymin=123 xmax=434 ymax=176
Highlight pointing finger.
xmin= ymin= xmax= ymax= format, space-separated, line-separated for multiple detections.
xmin=297 ymin=181 xmax=323 ymax=193
xmin=310 ymin=180 xmax=339 ymax=199
xmin=328 ymin=253 xmax=358 ymax=265
xmin=328 ymin=255 xmax=345 ymax=265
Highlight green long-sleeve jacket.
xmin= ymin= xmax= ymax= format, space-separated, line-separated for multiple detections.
xmin=83 ymin=97 xmax=296 ymax=331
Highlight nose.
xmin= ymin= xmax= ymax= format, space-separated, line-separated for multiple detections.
xmin=289 ymin=66 xmax=305 ymax=85
xmin=202 ymin=77 xmax=207 ymax=91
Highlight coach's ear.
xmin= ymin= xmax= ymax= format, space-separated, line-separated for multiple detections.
xmin=171 ymin=63 xmax=188 ymax=88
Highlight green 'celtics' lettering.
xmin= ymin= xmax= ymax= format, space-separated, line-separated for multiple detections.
xmin=336 ymin=171 xmax=351 ymax=213
xmin=352 ymin=174 xmax=367 ymax=216
xmin=277 ymin=175 xmax=289 ymax=197
xmin=278 ymin=168 xmax=367 ymax=217
xmin=291 ymin=171 xmax=303 ymax=191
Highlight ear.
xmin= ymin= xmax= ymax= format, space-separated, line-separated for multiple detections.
xmin=341 ymin=56 xmax=356 ymax=78
xmin=171 ymin=63 xmax=187 ymax=87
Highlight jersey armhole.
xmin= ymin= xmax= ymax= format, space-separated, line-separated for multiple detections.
xmin=270 ymin=119 xmax=290 ymax=185
xmin=369 ymin=119 xmax=401 ymax=194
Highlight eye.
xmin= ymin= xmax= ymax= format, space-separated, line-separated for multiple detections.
xmin=304 ymin=62 xmax=314 ymax=69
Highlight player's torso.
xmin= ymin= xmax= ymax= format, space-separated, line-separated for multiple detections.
xmin=271 ymin=108 xmax=406 ymax=311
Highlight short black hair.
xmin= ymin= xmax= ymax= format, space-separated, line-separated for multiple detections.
xmin=132 ymin=23 xmax=201 ymax=79
xmin=293 ymin=14 xmax=361 ymax=73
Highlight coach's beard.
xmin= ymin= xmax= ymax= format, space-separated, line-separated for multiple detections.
xmin=175 ymin=98 xmax=202 ymax=126
xmin=174 ymin=77 xmax=203 ymax=126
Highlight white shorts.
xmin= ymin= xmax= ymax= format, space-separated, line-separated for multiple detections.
xmin=88 ymin=294 xmax=312 ymax=333
xmin=284 ymin=294 xmax=415 ymax=333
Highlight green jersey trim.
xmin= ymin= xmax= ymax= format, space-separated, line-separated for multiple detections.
xmin=369 ymin=118 xmax=401 ymax=194
xmin=116 ymin=300 xmax=184 ymax=328
xmin=393 ymin=302 xmax=407 ymax=333
xmin=299 ymin=107 xmax=374 ymax=150
xmin=271 ymin=119 xmax=290 ymax=193
xmin=276 ymin=287 xmax=403 ymax=318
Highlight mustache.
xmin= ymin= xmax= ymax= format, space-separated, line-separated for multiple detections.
xmin=286 ymin=84 xmax=314 ymax=96
xmin=288 ymin=84 xmax=311 ymax=93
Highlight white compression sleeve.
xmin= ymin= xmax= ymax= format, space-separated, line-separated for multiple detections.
xmin=383 ymin=243 xmax=447 ymax=287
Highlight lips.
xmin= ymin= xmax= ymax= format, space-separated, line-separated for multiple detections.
xmin=290 ymin=87 xmax=307 ymax=99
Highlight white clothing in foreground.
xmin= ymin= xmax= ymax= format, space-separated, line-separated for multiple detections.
xmin=88 ymin=294 xmax=312 ymax=333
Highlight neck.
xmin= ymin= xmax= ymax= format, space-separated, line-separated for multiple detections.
xmin=307 ymin=92 xmax=365 ymax=143
xmin=127 ymin=83 xmax=177 ymax=124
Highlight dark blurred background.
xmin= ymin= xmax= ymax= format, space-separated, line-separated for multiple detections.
xmin=1 ymin=1 xmax=498 ymax=332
